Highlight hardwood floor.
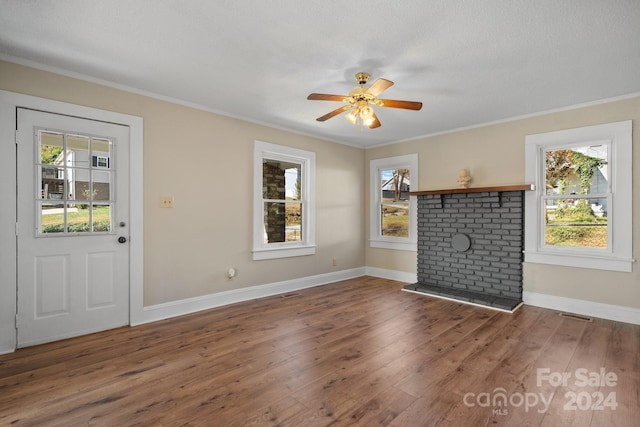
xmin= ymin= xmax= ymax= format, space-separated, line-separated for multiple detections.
xmin=1 ymin=276 xmax=638 ymax=426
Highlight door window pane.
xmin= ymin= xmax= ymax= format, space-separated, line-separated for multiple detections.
xmin=68 ymin=202 xmax=91 ymax=233
xmin=92 ymin=204 xmax=112 ymax=232
xmin=39 ymin=132 xmax=64 ymax=165
xmin=92 ymin=138 xmax=112 ymax=171
xmin=41 ymin=166 xmax=65 ymax=200
xmin=92 ymin=170 xmax=112 ymax=201
xmin=40 ymin=202 xmax=65 ymax=234
xmin=66 ymin=135 xmax=89 ymax=168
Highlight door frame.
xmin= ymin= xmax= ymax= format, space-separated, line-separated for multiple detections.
xmin=0 ymin=90 xmax=144 ymax=354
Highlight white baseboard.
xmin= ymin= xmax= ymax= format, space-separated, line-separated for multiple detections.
xmin=0 ymin=346 xmax=14 ymax=355
xmin=364 ymin=267 xmax=417 ymax=284
xmin=136 ymin=267 xmax=366 ymax=325
xmin=523 ymin=291 xmax=640 ymax=325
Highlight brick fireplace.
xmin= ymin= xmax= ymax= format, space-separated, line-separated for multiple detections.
xmin=403 ymin=185 xmax=533 ymax=311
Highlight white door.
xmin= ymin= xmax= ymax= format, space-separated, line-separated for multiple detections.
xmin=16 ymin=108 xmax=130 ymax=347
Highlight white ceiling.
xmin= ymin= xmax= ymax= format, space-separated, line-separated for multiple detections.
xmin=1 ymin=1 xmax=639 ymax=148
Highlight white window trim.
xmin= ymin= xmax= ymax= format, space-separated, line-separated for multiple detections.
xmin=524 ymin=120 xmax=634 ymax=272
xmin=253 ymin=140 xmax=316 ymax=260
xmin=369 ymin=154 xmax=418 ymax=251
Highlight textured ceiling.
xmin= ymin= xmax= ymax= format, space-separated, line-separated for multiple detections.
xmin=1 ymin=0 xmax=639 ymax=148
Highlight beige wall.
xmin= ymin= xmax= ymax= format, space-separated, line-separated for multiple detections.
xmin=366 ymin=96 xmax=640 ymax=310
xmin=1 ymin=60 xmax=365 ymax=306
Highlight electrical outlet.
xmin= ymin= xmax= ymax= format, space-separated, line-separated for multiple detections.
xmin=160 ymin=196 xmax=174 ymax=208
xmin=332 ymin=257 xmax=337 ymax=267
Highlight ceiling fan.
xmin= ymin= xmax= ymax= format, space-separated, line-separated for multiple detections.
xmin=307 ymin=72 xmax=422 ymax=129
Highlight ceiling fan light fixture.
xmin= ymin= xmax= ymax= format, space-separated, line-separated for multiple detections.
xmin=307 ymin=71 xmax=422 ymax=129
xmin=345 ymin=104 xmax=375 ymax=127
xmin=362 ymin=115 xmax=375 ymax=127
xmin=345 ymin=108 xmax=358 ymax=124
xmin=360 ymin=105 xmax=373 ymax=119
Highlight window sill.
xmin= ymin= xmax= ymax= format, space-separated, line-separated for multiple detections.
xmin=370 ymin=239 xmax=417 ymax=252
xmin=252 ymin=245 xmax=316 ymax=261
xmin=524 ymin=251 xmax=634 ymax=273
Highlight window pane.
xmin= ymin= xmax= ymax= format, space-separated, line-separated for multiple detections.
xmin=381 ymin=203 xmax=409 ymax=237
xmin=68 ymin=202 xmax=92 ymax=233
xmin=92 ymin=138 xmax=112 ymax=169
xmin=40 ymin=202 xmax=65 ymax=234
xmin=92 ymin=170 xmax=112 ymax=201
xmin=92 ymin=204 xmax=112 ymax=232
xmin=41 ymin=166 xmax=65 ymax=200
xmin=39 ymin=131 xmax=64 ymax=165
xmin=545 ymin=146 xmax=608 ymax=196
xmin=544 ymin=198 xmax=608 ymax=248
xmin=264 ymin=202 xmax=286 ymax=243
xmin=263 ymin=202 xmax=303 ymax=243
xmin=263 ymin=159 xmax=301 ymax=201
xmin=286 ymin=203 xmax=302 ymax=242
xmin=381 ymin=168 xmax=410 ymax=201
xmin=67 ymin=135 xmax=90 ymax=168
xmin=380 ymin=167 xmax=410 ymax=238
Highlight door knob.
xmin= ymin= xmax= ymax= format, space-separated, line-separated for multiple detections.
xmin=118 ymin=236 xmax=127 ymax=243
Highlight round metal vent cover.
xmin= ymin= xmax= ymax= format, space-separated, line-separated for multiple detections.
xmin=451 ymin=233 xmax=471 ymax=252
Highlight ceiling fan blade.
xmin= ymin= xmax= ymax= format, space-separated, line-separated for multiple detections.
xmin=316 ymin=105 xmax=351 ymax=121
xmin=368 ymin=112 xmax=381 ymax=129
xmin=366 ymin=78 xmax=394 ymax=97
xmin=378 ymin=99 xmax=423 ymax=110
xmin=307 ymin=93 xmax=347 ymax=102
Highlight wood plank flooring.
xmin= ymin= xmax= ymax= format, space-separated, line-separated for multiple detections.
xmin=1 ymin=276 xmax=638 ymax=426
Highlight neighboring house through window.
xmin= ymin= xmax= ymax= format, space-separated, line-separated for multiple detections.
xmin=524 ymin=120 xmax=633 ymax=272
xmin=253 ymin=140 xmax=316 ymax=260
xmin=370 ymin=154 xmax=418 ymax=251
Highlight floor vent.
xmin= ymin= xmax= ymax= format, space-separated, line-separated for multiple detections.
xmin=559 ymin=312 xmax=593 ymax=322
xmin=280 ymin=292 xmax=300 ymax=299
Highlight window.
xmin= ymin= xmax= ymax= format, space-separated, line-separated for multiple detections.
xmin=253 ymin=141 xmax=315 ymax=260
xmin=38 ymin=130 xmax=114 ymax=235
xmin=370 ymin=154 xmax=418 ymax=251
xmin=524 ymin=121 xmax=632 ymax=272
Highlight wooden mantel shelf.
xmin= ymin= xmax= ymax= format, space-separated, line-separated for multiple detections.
xmin=409 ymin=184 xmax=535 ymax=196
